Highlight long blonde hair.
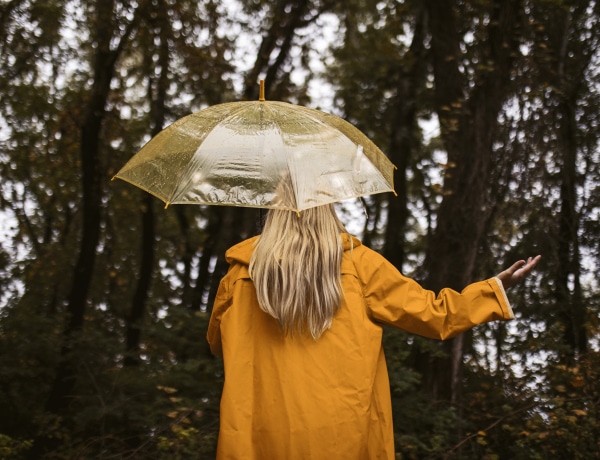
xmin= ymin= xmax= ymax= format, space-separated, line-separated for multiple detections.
xmin=249 ymin=204 xmax=347 ymax=340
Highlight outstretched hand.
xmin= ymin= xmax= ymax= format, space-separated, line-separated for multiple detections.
xmin=497 ymin=255 xmax=542 ymax=290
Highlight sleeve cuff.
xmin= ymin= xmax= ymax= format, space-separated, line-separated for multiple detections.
xmin=492 ymin=277 xmax=515 ymax=319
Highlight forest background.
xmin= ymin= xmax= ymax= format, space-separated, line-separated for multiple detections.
xmin=1 ymin=0 xmax=599 ymax=458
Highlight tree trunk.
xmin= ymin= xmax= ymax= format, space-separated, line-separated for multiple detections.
xmin=383 ymin=4 xmax=427 ymax=270
xmin=243 ymin=0 xmax=311 ymax=100
xmin=420 ymin=0 xmax=524 ymax=406
xmin=552 ymin=7 xmax=588 ymax=362
xmin=192 ymin=207 xmax=223 ymax=311
xmin=30 ymin=2 xmax=142 ymax=456
xmin=124 ymin=194 xmax=155 ymax=366
xmin=124 ymin=2 xmax=169 ymax=366
xmin=43 ymin=0 xmax=115 ymax=413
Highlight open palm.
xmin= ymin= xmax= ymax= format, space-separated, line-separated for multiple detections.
xmin=497 ymin=255 xmax=542 ymax=289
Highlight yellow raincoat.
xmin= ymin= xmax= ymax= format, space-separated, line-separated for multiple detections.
xmin=207 ymin=234 xmax=514 ymax=459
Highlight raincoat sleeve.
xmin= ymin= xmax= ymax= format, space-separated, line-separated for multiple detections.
xmin=207 ymin=269 xmax=234 ymax=357
xmin=352 ymin=247 xmax=514 ymax=340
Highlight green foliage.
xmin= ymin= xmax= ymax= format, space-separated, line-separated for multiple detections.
xmin=454 ymin=350 xmax=600 ymax=459
xmin=0 ymin=434 xmax=32 ymax=460
xmin=383 ymin=328 xmax=463 ymax=459
xmin=511 ymin=353 xmax=600 ymax=458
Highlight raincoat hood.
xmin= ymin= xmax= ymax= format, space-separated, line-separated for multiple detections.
xmin=225 ymin=232 xmax=362 ymax=266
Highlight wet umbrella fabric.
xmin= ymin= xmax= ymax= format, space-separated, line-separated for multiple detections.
xmin=114 ymin=100 xmax=395 ymax=212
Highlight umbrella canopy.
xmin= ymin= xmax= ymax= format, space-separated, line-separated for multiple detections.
xmin=113 ymin=86 xmax=395 ymax=212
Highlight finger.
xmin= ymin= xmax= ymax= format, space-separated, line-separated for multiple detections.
xmin=523 ymin=255 xmax=541 ymax=270
xmin=516 ymin=255 xmax=541 ymax=276
xmin=507 ymin=260 xmax=526 ymax=275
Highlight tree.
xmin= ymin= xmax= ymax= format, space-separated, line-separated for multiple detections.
xmin=529 ymin=0 xmax=597 ymax=361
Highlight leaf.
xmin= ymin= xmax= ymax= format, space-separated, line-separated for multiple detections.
xmin=157 ymin=385 xmax=178 ymax=394
xmin=570 ymin=376 xmax=585 ymax=387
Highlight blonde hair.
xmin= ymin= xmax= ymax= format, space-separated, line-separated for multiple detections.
xmin=249 ymin=204 xmax=347 ymax=340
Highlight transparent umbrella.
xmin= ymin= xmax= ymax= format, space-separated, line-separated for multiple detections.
xmin=113 ymin=82 xmax=396 ymax=212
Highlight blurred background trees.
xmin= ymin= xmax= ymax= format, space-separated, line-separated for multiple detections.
xmin=0 ymin=0 xmax=598 ymax=458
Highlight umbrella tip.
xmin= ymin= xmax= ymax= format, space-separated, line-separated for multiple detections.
xmin=259 ymin=80 xmax=265 ymax=101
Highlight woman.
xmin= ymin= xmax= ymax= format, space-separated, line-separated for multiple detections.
xmin=207 ymin=204 xmax=540 ymax=459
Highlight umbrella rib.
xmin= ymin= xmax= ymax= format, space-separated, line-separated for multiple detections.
xmin=267 ymin=102 xmax=305 ymax=213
